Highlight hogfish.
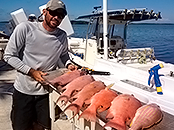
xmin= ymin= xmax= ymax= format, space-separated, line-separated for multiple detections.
xmin=50 ymin=70 xmax=83 ymax=87
xmin=129 ymin=103 xmax=163 ymax=130
xmin=64 ymin=81 xmax=106 ymax=118
xmin=57 ymin=75 xmax=94 ymax=105
xmin=79 ymin=87 xmax=118 ymax=122
xmin=104 ymin=94 xmax=142 ymax=130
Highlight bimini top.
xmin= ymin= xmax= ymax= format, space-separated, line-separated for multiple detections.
xmin=77 ymin=8 xmax=162 ymax=22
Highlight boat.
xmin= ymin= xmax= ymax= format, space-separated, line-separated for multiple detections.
xmin=67 ymin=4 xmax=174 ymax=118
xmin=0 ymin=31 xmax=9 ymax=60
xmin=4 ymin=3 xmax=174 ymax=129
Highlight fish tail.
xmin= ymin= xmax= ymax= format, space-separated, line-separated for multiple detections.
xmin=56 ymin=95 xmax=69 ymax=106
xmin=78 ymin=108 xmax=96 ymax=122
xmin=104 ymin=120 xmax=126 ymax=130
xmin=64 ymin=103 xmax=81 ymax=118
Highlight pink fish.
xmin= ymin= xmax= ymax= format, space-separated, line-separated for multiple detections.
xmin=104 ymin=94 xmax=142 ymax=130
xmin=64 ymin=81 xmax=106 ymax=118
xmin=50 ymin=70 xmax=83 ymax=86
xmin=79 ymin=87 xmax=118 ymax=122
xmin=129 ymin=103 xmax=163 ymax=130
xmin=57 ymin=75 xmax=95 ymax=105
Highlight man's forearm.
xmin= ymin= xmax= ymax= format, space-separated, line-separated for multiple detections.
xmin=3 ymin=55 xmax=31 ymax=74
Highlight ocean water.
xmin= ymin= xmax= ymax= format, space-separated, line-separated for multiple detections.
xmin=71 ymin=24 xmax=174 ymax=64
xmin=1 ymin=22 xmax=174 ymax=64
xmin=0 ymin=22 xmax=9 ymax=35
xmin=126 ymin=24 xmax=174 ymax=64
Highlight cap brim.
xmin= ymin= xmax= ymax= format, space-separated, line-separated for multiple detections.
xmin=49 ymin=8 xmax=67 ymax=16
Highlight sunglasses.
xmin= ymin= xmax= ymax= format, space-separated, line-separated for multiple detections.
xmin=47 ymin=9 xmax=65 ymax=19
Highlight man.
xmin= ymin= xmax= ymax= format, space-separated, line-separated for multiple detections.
xmin=3 ymin=0 xmax=76 ymax=130
xmin=28 ymin=14 xmax=37 ymax=22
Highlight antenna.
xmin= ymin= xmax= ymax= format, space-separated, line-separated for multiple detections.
xmin=94 ymin=6 xmax=102 ymax=10
xmin=92 ymin=6 xmax=102 ymax=13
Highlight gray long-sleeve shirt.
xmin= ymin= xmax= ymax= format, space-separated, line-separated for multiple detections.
xmin=4 ymin=21 xmax=71 ymax=95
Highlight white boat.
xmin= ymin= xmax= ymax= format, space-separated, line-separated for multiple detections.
xmin=5 ymin=3 xmax=174 ymax=129
xmin=68 ymin=5 xmax=174 ymax=117
xmin=0 ymin=31 xmax=9 ymax=60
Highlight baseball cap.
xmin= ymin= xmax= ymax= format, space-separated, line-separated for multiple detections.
xmin=46 ymin=0 xmax=67 ymax=16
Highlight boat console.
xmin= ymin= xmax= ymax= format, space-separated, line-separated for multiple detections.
xmin=72 ymin=8 xmax=161 ymax=61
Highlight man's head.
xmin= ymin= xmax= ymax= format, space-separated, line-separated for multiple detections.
xmin=43 ymin=0 xmax=67 ymax=30
xmin=46 ymin=0 xmax=67 ymax=16
xmin=28 ymin=14 xmax=37 ymax=22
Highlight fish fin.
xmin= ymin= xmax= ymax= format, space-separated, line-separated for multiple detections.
xmin=104 ymin=120 xmax=126 ymax=130
xmin=64 ymin=103 xmax=81 ymax=118
xmin=105 ymin=83 xmax=115 ymax=90
xmin=56 ymin=95 xmax=69 ymax=106
xmin=78 ymin=108 xmax=96 ymax=122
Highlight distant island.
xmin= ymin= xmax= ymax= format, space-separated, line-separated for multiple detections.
xmin=0 ymin=21 xmax=9 ymax=23
xmin=0 ymin=20 xmax=89 ymax=25
xmin=0 ymin=20 xmax=173 ymax=25
xmin=129 ymin=22 xmax=174 ymax=25
xmin=70 ymin=20 xmax=89 ymax=24
xmin=70 ymin=20 xmax=174 ymax=25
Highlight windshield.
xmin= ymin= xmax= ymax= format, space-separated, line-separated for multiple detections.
xmin=109 ymin=24 xmax=125 ymax=39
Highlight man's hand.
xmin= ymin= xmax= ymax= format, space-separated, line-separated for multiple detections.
xmin=28 ymin=68 xmax=47 ymax=83
xmin=67 ymin=64 xmax=78 ymax=71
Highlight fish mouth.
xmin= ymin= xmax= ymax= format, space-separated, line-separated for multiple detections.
xmin=97 ymin=105 xmax=109 ymax=113
xmin=64 ymin=103 xmax=81 ymax=119
xmin=104 ymin=119 xmax=126 ymax=130
xmin=56 ymin=95 xmax=69 ymax=106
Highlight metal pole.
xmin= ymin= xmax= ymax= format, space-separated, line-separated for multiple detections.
xmin=103 ymin=0 xmax=108 ymax=59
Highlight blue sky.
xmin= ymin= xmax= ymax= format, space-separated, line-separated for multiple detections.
xmin=0 ymin=0 xmax=174 ymax=23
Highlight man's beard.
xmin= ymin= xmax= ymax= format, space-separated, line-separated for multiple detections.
xmin=45 ymin=13 xmax=58 ymax=29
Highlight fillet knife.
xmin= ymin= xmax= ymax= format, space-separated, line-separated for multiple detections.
xmin=70 ymin=59 xmax=111 ymax=75
xmin=43 ymin=78 xmax=60 ymax=93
